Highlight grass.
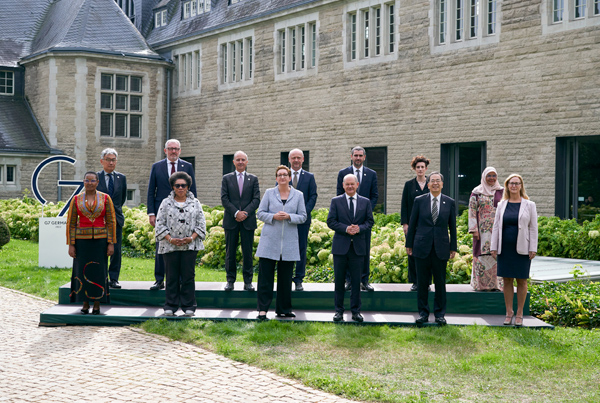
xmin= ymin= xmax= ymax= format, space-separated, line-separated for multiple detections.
xmin=2 ymin=239 xmax=600 ymax=402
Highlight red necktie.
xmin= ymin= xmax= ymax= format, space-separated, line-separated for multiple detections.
xmin=170 ymin=162 xmax=176 ymax=176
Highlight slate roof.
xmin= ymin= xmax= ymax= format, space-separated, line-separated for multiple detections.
xmin=146 ymin=0 xmax=319 ymax=49
xmin=0 ymin=98 xmax=56 ymax=154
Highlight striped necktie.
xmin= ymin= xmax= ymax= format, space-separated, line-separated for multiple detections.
xmin=432 ymin=197 xmax=438 ymax=224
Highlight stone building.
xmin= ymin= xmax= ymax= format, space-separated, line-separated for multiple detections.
xmin=1 ymin=0 xmax=599 ymax=220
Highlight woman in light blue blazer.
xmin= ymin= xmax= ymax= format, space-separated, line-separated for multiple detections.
xmin=256 ymin=165 xmax=307 ymax=320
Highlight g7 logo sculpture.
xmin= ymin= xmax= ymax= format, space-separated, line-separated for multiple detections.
xmin=31 ymin=156 xmax=83 ymax=217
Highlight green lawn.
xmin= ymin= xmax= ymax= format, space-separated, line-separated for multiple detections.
xmin=2 ymin=239 xmax=599 ymax=402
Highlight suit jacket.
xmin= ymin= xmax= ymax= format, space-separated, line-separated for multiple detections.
xmin=327 ymin=194 xmax=374 ymax=256
xmin=336 ymin=166 xmax=378 ymax=211
xmin=405 ymin=193 xmax=457 ymax=260
xmin=221 ymin=171 xmax=260 ymax=230
xmin=147 ymin=158 xmax=197 ymax=216
xmin=97 ymin=170 xmax=127 ymax=227
xmin=400 ymin=177 xmax=430 ymax=225
xmin=289 ymin=169 xmax=317 ymax=225
xmin=491 ymin=198 xmax=538 ymax=255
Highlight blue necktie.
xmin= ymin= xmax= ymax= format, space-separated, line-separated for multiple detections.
xmin=108 ymin=173 xmax=114 ymax=197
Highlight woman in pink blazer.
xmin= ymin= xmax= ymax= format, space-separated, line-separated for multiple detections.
xmin=491 ymin=174 xmax=538 ymax=327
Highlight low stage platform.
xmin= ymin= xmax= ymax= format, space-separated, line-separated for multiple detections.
xmin=41 ymin=282 xmax=552 ymax=329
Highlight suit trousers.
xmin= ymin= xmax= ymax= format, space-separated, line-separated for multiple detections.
xmin=293 ymin=222 xmax=310 ymax=284
xmin=257 ymin=258 xmax=294 ymax=314
xmin=334 ymin=244 xmax=363 ymax=314
xmin=108 ymin=224 xmax=123 ymax=281
xmin=345 ymin=229 xmax=372 ymax=285
xmin=415 ymin=246 xmax=448 ymax=318
xmin=162 ymin=250 xmax=198 ymax=312
xmin=225 ymin=224 xmax=255 ymax=284
xmin=407 ymin=254 xmax=417 ymax=284
xmin=154 ymin=243 xmax=166 ymax=283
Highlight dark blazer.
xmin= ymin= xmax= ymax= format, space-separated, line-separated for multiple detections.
xmin=336 ymin=166 xmax=378 ymax=211
xmin=405 ymin=193 xmax=457 ymax=260
xmin=97 ymin=170 xmax=127 ymax=227
xmin=327 ymin=194 xmax=374 ymax=256
xmin=400 ymin=177 xmax=430 ymax=225
xmin=289 ymin=169 xmax=318 ymax=224
xmin=147 ymin=158 xmax=197 ymax=216
xmin=221 ymin=171 xmax=260 ymax=230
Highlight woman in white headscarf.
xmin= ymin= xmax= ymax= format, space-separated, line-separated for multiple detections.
xmin=468 ymin=167 xmax=504 ymax=291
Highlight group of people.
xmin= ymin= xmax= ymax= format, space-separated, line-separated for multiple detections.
xmin=66 ymin=142 xmax=538 ymax=326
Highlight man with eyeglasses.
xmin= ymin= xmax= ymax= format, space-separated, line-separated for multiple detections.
xmin=147 ymin=139 xmax=197 ymax=290
xmin=97 ymin=148 xmax=127 ymax=289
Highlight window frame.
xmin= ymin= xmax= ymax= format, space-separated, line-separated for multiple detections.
xmin=98 ymin=71 xmax=145 ymax=140
xmin=219 ymin=29 xmax=254 ymax=90
xmin=0 ymin=71 xmax=14 ymax=95
xmin=274 ymin=13 xmax=319 ymax=80
xmin=543 ymin=0 xmax=600 ymax=34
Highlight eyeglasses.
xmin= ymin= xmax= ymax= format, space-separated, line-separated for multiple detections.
xmin=174 ymin=184 xmax=188 ymax=189
xmin=103 ymin=158 xmax=117 ymax=163
xmin=277 ymin=174 xmax=289 ymax=178
xmin=429 ymin=179 xmax=442 ymax=183
xmin=84 ymin=180 xmax=97 ymax=183
xmin=508 ymin=182 xmax=522 ymax=186
xmin=166 ymin=147 xmax=181 ymax=152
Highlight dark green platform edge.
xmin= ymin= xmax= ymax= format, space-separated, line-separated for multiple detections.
xmin=41 ymin=282 xmax=552 ymax=328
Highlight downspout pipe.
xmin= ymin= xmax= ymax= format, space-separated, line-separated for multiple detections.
xmin=166 ymin=67 xmax=171 ymax=141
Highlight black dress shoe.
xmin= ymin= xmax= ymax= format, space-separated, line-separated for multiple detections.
xmin=295 ymin=282 xmax=304 ymax=291
xmin=410 ymin=283 xmax=418 ymax=291
xmin=257 ymin=314 xmax=269 ymax=321
xmin=109 ymin=279 xmax=121 ymax=289
xmin=80 ymin=308 xmax=89 ymax=315
xmin=344 ymin=282 xmax=352 ymax=291
xmin=435 ymin=317 xmax=447 ymax=325
xmin=361 ymin=283 xmax=374 ymax=292
xmin=333 ymin=312 xmax=344 ymax=322
xmin=244 ymin=283 xmax=255 ymax=291
xmin=415 ymin=315 xmax=429 ymax=324
xmin=150 ymin=281 xmax=164 ymax=290
xmin=276 ymin=312 xmax=296 ymax=318
xmin=224 ymin=282 xmax=234 ymax=291
xmin=92 ymin=308 xmax=100 ymax=315
xmin=352 ymin=313 xmax=364 ymax=322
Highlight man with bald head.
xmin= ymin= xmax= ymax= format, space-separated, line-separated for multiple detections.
xmin=327 ymin=174 xmax=374 ymax=323
xmin=288 ymin=149 xmax=318 ymax=291
xmin=221 ymin=151 xmax=261 ymax=291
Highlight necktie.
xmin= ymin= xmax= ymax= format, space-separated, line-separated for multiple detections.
xmin=108 ymin=173 xmax=114 ymax=197
xmin=293 ymin=171 xmax=298 ymax=188
xmin=349 ymin=196 xmax=355 ymax=221
xmin=432 ymin=197 xmax=438 ymax=224
xmin=355 ymin=169 xmax=361 ymax=189
xmin=238 ymin=173 xmax=244 ymax=196
xmin=170 ymin=162 xmax=176 ymax=176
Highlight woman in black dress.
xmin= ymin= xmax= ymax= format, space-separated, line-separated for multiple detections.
xmin=491 ymin=174 xmax=538 ymax=327
xmin=401 ymin=155 xmax=430 ymax=290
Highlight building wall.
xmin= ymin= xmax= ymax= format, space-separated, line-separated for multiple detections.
xmin=164 ymin=0 xmax=600 ymax=216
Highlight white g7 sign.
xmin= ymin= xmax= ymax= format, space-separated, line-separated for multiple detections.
xmin=31 ymin=155 xmax=83 ymax=217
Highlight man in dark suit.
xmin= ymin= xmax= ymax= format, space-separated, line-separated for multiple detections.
xmin=97 ymin=148 xmax=127 ymax=289
xmin=221 ymin=151 xmax=260 ymax=291
xmin=405 ymin=171 xmax=457 ymax=325
xmin=147 ymin=139 xmax=197 ymax=290
xmin=288 ymin=149 xmax=318 ymax=291
xmin=336 ymin=146 xmax=378 ymax=291
xmin=327 ymin=174 xmax=374 ymax=323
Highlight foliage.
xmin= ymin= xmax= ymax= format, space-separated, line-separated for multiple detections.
xmin=0 ymin=195 xmax=63 ymax=241
xmin=0 ymin=216 xmax=10 ymax=248
xmin=537 ymin=214 xmax=600 ymax=260
xmin=530 ymin=278 xmax=600 ymax=329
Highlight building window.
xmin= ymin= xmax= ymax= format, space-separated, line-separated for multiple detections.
xmin=280 ymin=151 xmax=310 ymax=172
xmin=219 ymin=30 xmax=254 ymax=89
xmin=223 ymin=154 xmax=235 ymax=175
xmin=275 ymin=14 xmax=318 ymax=79
xmin=184 ymin=0 xmax=210 ymax=16
xmin=544 ymin=0 xmax=600 ymax=33
xmin=100 ymin=73 xmax=143 ymax=138
xmin=0 ymin=165 xmax=16 ymax=185
xmin=364 ymin=147 xmax=387 ymax=214
xmin=0 ymin=71 xmax=14 ymax=95
xmin=155 ymin=9 xmax=167 ymax=27
xmin=345 ymin=1 xmax=397 ymax=68
xmin=553 ymin=0 xmax=565 ymax=21
xmin=115 ymin=0 xmax=135 ymax=22
xmin=174 ymin=47 xmax=201 ymax=95
xmin=575 ymin=0 xmax=587 ymax=18
xmin=433 ymin=0 xmax=500 ymax=52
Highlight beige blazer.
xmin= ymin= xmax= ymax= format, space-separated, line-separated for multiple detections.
xmin=491 ymin=198 xmax=538 ymax=255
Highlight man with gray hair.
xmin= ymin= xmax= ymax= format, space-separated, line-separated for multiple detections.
xmin=97 ymin=148 xmax=127 ymax=288
xmin=147 ymin=139 xmax=197 ymax=290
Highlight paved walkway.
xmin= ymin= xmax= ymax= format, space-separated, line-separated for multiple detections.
xmin=0 ymin=287 xmax=354 ymax=403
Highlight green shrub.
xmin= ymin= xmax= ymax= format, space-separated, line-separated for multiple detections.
xmin=537 ymin=215 xmax=600 ymax=260
xmin=529 ymin=279 xmax=600 ymax=328
xmin=0 ymin=216 xmax=10 ymax=248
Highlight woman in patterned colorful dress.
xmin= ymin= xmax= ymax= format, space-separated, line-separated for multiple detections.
xmin=468 ymin=167 xmax=503 ymax=291
xmin=67 ymin=171 xmax=116 ymax=315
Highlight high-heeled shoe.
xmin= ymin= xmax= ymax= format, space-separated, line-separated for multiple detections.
xmin=257 ymin=314 xmax=269 ymax=321
xmin=503 ymin=314 xmax=514 ymax=326
xmin=92 ymin=308 xmax=100 ymax=315
xmin=514 ymin=316 xmax=523 ymax=327
xmin=80 ymin=308 xmax=90 ymax=315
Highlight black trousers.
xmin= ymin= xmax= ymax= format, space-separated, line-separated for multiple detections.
xmin=257 ymin=258 xmax=294 ymax=314
xmin=225 ymin=224 xmax=255 ymax=284
xmin=108 ymin=223 xmax=123 ymax=282
xmin=407 ymin=254 xmax=417 ymax=284
xmin=415 ymin=247 xmax=448 ymax=318
xmin=154 ymin=243 xmax=166 ymax=283
xmin=162 ymin=250 xmax=198 ymax=312
xmin=293 ymin=222 xmax=310 ymax=284
xmin=346 ymin=229 xmax=371 ymax=285
xmin=334 ymin=244 xmax=363 ymax=314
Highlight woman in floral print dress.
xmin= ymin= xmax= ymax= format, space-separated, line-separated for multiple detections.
xmin=468 ymin=167 xmax=503 ymax=291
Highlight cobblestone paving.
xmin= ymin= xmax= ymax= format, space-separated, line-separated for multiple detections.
xmin=0 ymin=287 xmax=354 ymax=403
